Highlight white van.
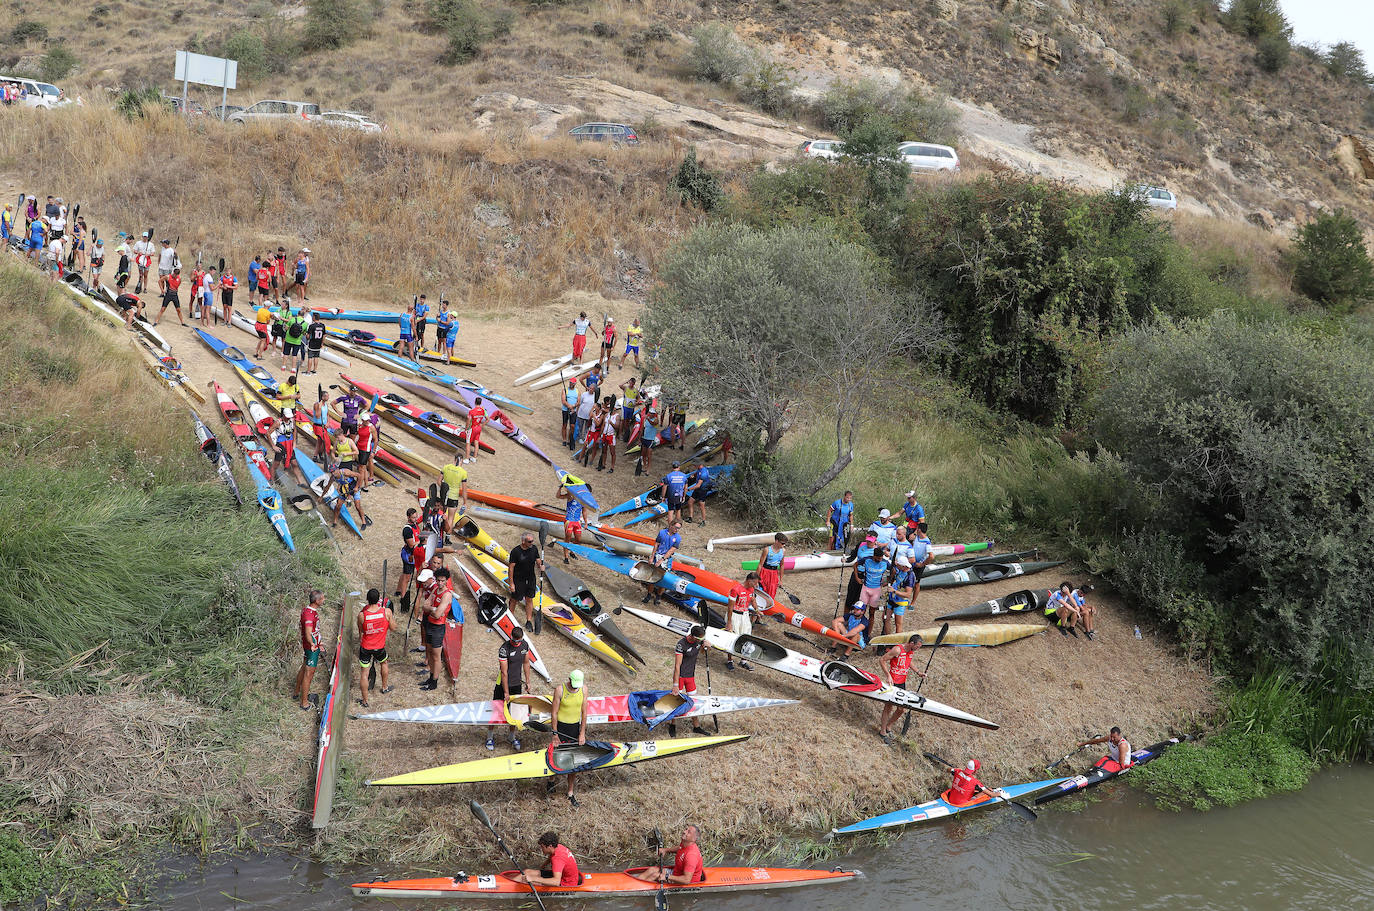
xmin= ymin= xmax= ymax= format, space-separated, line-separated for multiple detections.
xmin=0 ymin=76 xmax=70 ymax=109
xmin=228 ymin=100 xmax=321 ymax=125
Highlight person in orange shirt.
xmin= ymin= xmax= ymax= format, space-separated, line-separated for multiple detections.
xmin=464 ymin=396 xmax=487 ymax=464
xmin=356 ymin=588 xmax=395 ymax=708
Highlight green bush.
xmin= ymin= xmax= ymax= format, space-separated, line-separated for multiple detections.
xmin=7 ymin=20 xmax=47 ymax=43
xmin=115 ymin=86 xmax=172 ymax=120
xmin=426 ymin=0 xmax=513 ymax=63
xmin=302 ymin=0 xmax=375 ymax=51
xmin=1135 ymin=728 xmax=1313 ymax=811
xmin=819 ymin=78 xmax=959 ymax=146
xmin=668 ymin=146 xmax=724 ymax=211
xmin=1325 ymin=41 xmax=1370 ymax=84
xmin=222 ymin=29 xmax=268 ymax=82
xmin=736 ymin=57 xmax=796 ymax=116
xmin=38 ymin=45 xmax=77 ymax=82
xmin=728 ymin=157 xmax=870 ymax=242
xmin=1291 ymin=209 xmax=1374 ymax=310
xmin=1162 ymin=0 xmax=1189 ymax=36
xmin=0 ymin=832 xmax=44 ymax=905
xmin=1222 ymin=0 xmax=1289 ymax=40
xmin=1255 ymin=33 xmax=1290 ymax=72
xmin=263 ymin=20 xmax=300 ymax=74
xmin=687 ymin=22 xmax=752 ymax=83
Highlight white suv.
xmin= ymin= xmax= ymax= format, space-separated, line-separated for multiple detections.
xmin=897 ymin=142 xmax=960 ymax=173
xmin=229 ymin=100 xmax=321 ymax=125
xmin=0 ymin=76 xmax=70 ymax=109
xmin=799 ymin=139 xmax=843 ymax=160
xmin=318 ymin=110 xmax=384 ymax=133
xmin=1133 ymin=185 xmax=1178 ymax=211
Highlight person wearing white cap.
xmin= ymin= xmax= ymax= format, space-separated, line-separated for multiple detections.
xmin=132 ymin=231 xmax=154 ymax=294
xmin=549 ymin=669 xmax=589 ymax=807
xmin=900 ymin=490 xmax=926 ymax=533
xmin=868 ymin=508 xmax=898 ymax=551
xmin=938 ymin=757 xmax=1009 ymax=806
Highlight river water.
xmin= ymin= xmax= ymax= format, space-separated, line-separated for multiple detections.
xmin=158 ymin=765 xmax=1374 ymax=910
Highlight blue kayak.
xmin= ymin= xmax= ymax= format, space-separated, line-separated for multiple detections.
xmin=553 ymin=464 xmax=599 ymax=514
xmin=831 ymin=777 xmax=1069 ymax=836
xmin=602 ymin=466 xmax=735 ymax=520
xmin=556 ymin=540 xmax=729 ymax=606
xmin=245 ymin=453 xmax=295 ymax=552
xmin=305 ymin=307 xmax=403 ymax=323
xmin=196 ymin=328 xmax=278 ymax=393
xmin=295 ymin=450 xmax=362 ymax=539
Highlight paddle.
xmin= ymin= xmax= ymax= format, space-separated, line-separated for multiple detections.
xmin=371 ymin=560 xmax=387 ymax=691
xmin=775 ymin=583 xmax=803 ymax=606
xmin=651 ymin=827 xmax=669 ymax=911
xmin=693 ymin=600 xmax=721 ymax=734
xmin=469 ymin=800 xmax=549 ymax=911
xmin=1046 ymin=735 xmax=1101 ymax=772
xmin=922 ymin=751 xmax=1038 ymax=823
xmin=901 ymin=622 xmax=949 ymax=737
xmin=534 ymin=522 xmax=548 ymax=636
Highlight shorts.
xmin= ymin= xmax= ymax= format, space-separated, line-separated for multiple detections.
xmin=275 ymin=440 xmax=295 ymax=466
xmin=887 ymin=598 xmax=909 ymax=616
xmin=666 ymin=495 xmax=685 ymax=511
xmin=307 ymin=345 xmax=322 ymax=357
xmin=296 ymin=271 xmax=308 ymax=285
xmin=562 ymin=410 xmax=575 ymax=428
xmin=271 ymin=274 xmax=281 ymax=289
xmin=676 ymin=676 xmax=697 ymax=694
xmin=511 ymin=574 xmax=537 ymax=601
xmin=625 ymin=344 xmax=639 ymax=355
xmin=358 ymin=646 xmax=387 ymax=666
xmin=890 ymin=676 xmax=908 ymax=688
xmin=303 ymin=647 xmax=321 ymax=667
xmin=159 ymin=267 xmax=172 ymax=277
xmin=399 ymin=332 xmax=412 ymax=342
xmin=565 ymin=520 xmax=583 ymax=539
xmin=468 ymin=430 xmax=482 ymax=448
xmin=422 ymin=619 xmax=446 ymax=649
xmin=255 ymin=322 xmax=268 ymax=339
xmin=400 ymin=557 xmax=415 ymax=576
xmin=859 ymin=585 xmax=884 ymax=608
xmin=493 ymin=679 xmax=524 ymax=700
xmin=601 ymin=341 xmax=614 ymax=351
xmin=911 ymin=565 xmax=926 ymax=582
xmin=341 ymin=420 xmax=358 ymax=434
xmin=443 ymin=497 xmax=464 ymax=510
xmin=283 ymin=341 xmax=301 ymax=357
xmin=556 ymin=720 xmax=580 ymax=744
xmin=758 ymin=568 xmax=780 ymax=597
xmin=729 ymin=611 xmax=752 ymax=636
xmin=162 ymin=293 xmax=181 ymax=310
xmin=671 ymin=414 xmax=686 ymax=428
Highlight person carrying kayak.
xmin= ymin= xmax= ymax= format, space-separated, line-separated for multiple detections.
xmin=1047 ymin=581 xmax=1097 ymax=640
xmin=1081 ymin=728 xmax=1133 ymax=771
xmin=828 ymin=602 xmax=872 ymax=659
xmin=463 ymin=396 xmax=487 ymax=465
xmin=357 ymin=588 xmax=395 ymax=708
xmin=556 ymin=484 xmax=585 ymax=562
xmin=294 ymin=589 xmax=325 ymax=710
xmin=630 ymin=823 xmax=706 ymax=885
xmin=507 ymin=533 xmax=543 ymax=632
xmin=489 ymin=625 xmax=534 ymax=751
xmin=514 ymin=831 xmax=580 ymax=887
xmin=938 ymin=759 xmax=1009 ymax=807
xmin=661 ymin=462 xmax=689 ymax=525
xmin=640 ymin=520 xmax=682 ymax=605
xmin=560 ymin=311 xmax=592 ymax=363
xmin=757 ymin=533 xmax=787 ymax=598
xmin=725 ymin=571 xmax=763 ymax=670
xmin=829 ymin=491 xmax=855 ymax=551
xmin=876 ymin=634 xmax=924 ymax=742
xmin=548 ymin=668 xmax=589 ymax=807
xmin=684 ymin=464 xmax=714 ymax=525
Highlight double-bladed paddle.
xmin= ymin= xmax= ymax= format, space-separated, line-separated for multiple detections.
xmin=775 ymin=583 xmax=803 ymax=606
xmin=651 ymin=827 xmax=669 ymax=911
xmin=901 ymin=621 xmax=949 ymax=736
xmin=469 ymin=800 xmax=548 ymax=911
xmin=1046 ymin=734 xmax=1102 ymax=772
xmin=922 ymin=751 xmax=1038 ymax=822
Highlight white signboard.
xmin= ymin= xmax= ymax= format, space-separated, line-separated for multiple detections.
xmin=174 ymin=50 xmax=237 ymax=90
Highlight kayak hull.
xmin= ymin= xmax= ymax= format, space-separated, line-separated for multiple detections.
xmin=514 ymin=354 xmax=573 ymax=386
xmin=868 ymin=624 xmax=1045 ymax=648
xmin=356 ymin=692 xmax=798 ymax=727
xmin=935 ymin=589 xmax=1048 ymax=622
xmin=832 ymin=778 xmax=1070 ymax=835
xmin=352 ymin=867 xmax=861 ymax=898
xmin=1034 ymin=737 xmax=1194 ymax=805
xmin=921 ymin=561 xmax=1065 ymax=589
xmin=818 ymin=661 xmax=998 ymax=729
xmin=707 ymin=528 xmax=828 ymax=551
xmin=543 ymin=562 xmax=645 ymax=664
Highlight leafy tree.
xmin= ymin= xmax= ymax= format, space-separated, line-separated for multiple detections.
xmin=38 ymin=46 xmax=77 ymax=82
xmin=1326 ymin=42 xmax=1371 ymax=85
xmin=646 ymin=223 xmax=944 ymax=494
xmin=1222 ymin=0 xmax=1290 ymax=40
xmin=222 ymin=29 xmax=268 ymax=82
xmin=302 ymin=0 xmax=375 ymax=51
xmin=1291 ymin=209 xmax=1374 ymax=310
xmin=686 ymin=22 xmax=752 ymax=84
xmin=820 ymin=78 xmax=959 ymax=147
xmin=7 ymin=20 xmax=47 ymax=43
xmin=1255 ymin=33 xmax=1290 ymax=73
xmin=668 ymin=146 xmax=723 ymax=212
xmin=425 ymin=0 xmax=513 ymax=64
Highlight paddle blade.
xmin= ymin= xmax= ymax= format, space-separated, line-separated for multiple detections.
xmin=1007 ymin=799 xmax=1038 ymax=823
xmin=933 ymin=621 xmax=950 ymax=648
xmin=922 ymin=751 xmax=954 ymax=769
xmin=469 ymin=800 xmax=495 ymax=832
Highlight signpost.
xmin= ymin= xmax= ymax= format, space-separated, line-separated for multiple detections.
xmin=174 ymin=50 xmax=238 ymax=120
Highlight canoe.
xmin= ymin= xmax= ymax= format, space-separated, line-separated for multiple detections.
xmin=558 ymin=540 xmax=728 ymax=606
xmin=391 ymin=378 xmax=551 ymax=465
xmin=312 ymin=594 xmax=350 ymax=828
xmin=461 ymin=504 xmax=706 ymax=568
xmin=295 ymin=449 xmax=364 ymax=539
xmin=818 ymin=661 xmax=998 ymax=729
xmin=352 ymin=866 xmax=860 ymax=898
xmin=468 ymin=548 xmax=636 ymax=676
xmin=739 ymin=541 xmax=996 ymax=572
xmin=553 ymin=464 xmax=599 ymax=513
xmin=831 ymin=777 xmax=1070 ymax=835
xmin=451 ymin=513 xmax=511 ymax=563
xmin=529 ymin=360 xmax=595 ymax=390
xmin=227 ymin=312 xmax=350 ymax=367
xmin=751 ymin=592 xmax=855 ymax=648
xmin=707 ymin=528 xmax=829 ymax=551
xmin=1034 ymin=736 xmax=1195 ymax=805
xmin=195 ymin=328 xmax=278 ymax=393
xmin=356 ymin=691 xmax=798 ymax=728
xmin=514 ymin=354 xmax=573 ymax=386
xmin=190 ymin=409 xmax=242 ymax=507
xmin=213 ymin=383 xmax=272 ymax=478
xmin=366 ymin=733 xmax=747 ymax=786
xmin=457 ymin=563 xmax=552 ymax=682
xmin=244 ymin=453 xmax=294 ymax=552
xmin=921 ymin=560 xmax=1065 ymax=589
xmin=934 ymin=589 xmax=1048 ymax=622
xmin=867 ymin=624 xmax=1045 ymax=648
xmin=543 ymin=562 xmax=645 ymax=664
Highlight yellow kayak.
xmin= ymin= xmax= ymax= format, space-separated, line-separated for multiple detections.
xmin=467 ymin=548 xmax=636 ymax=676
xmin=452 ymin=513 xmax=509 ymax=563
xmin=366 ymin=734 xmax=748 ymax=786
xmin=868 ymin=624 xmax=1045 ymax=648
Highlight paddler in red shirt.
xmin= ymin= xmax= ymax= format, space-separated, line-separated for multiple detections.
xmin=631 ymin=823 xmax=706 ymax=884
xmin=876 ymin=633 xmax=925 ymax=743
xmin=294 ymin=589 xmax=325 ymax=710
xmin=938 ymin=758 xmax=1010 ymax=806
xmin=516 ymin=832 xmax=580 ymax=887
xmin=355 ymin=588 xmax=394 ymax=708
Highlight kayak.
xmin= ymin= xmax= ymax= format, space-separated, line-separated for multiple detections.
xmin=600 ymin=465 xmax=735 ymax=521
xmin=340 ymin=343 xmax=466 ymax=390
xmin=190 ymin=409 xmax=242 ymax=507
xmin=707 ymin=528 xmax=829 ymax=551
xmin=132 ymin=337 xmax=205 ymax=402
xmin=66 ymin=279 xmax=171 ymax=351
xmin=460 ymin=503 xmax=707 ymax=568
xmin=921 ymin=560 xmax=1065 ymax=589
xmin=244 ymin=453 xmax=294 ymax=552
xmin=831 ymin=777 xmax=1070 ymax=835
xmin=195 ymin=328 xmax=278 ymax=393
xmin=366 ymin=733 xmax=747 ymax=786
xmin=458 ymin=564 xmax=552 ymax=681
xmin=751 ymin=592 xmax=855 ymax=648
xmin=341 ymin=375 xmax=493 ymax=453
xmin=322 ymin=325 xmax=478 ymax=368
xmin=391 ymin=378 xmax=551 ymax=465
xmin=553 ymin=464 xmax=599 ymax=513
xmin=867 ymin=624 xmax=1045 ymax=648
xmin=213 ymin=383 xmax=272 ymax=478
xmin=543 ymin=562 xmax=645 ymax=664
xmin=468 ymin=548 xmax=636 ymax=676
xmin=295 ymin=449 xmax=364 ymax=538
xmin=356 ymin=690 xmax=798 ymax=728
xmin=935 ymin=589 xmax=1048 ymax=622
xmin=529 ymin=360 xmax=595 ymax=390
xmin=228 ymin=312 xmax=350 ymax=367
xmin=818 ymin=661 xmax=998 ymax=729
xmin=1034 ymin=736 xmax=1195 ymax=805
xmin=514 ymin=354 xmax=573 ymax=386
xmin=312 ymin=595 xmax=349 ymax=828
xmin=451 ymin=512 xmax=511 ymax=563
xmin=452 ymin=379 xmax=533 ymax=415
xmin=351 ymin=866 xmax=860 ymax=898
xmin=306 ymin=306 xmax=402 ymax=323
xmin=739 ymin=541 xmax=996 ymax=572
xmin=558 ymin=540 xmax=729 ymax=606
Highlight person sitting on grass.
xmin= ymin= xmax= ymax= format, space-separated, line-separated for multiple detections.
xmin=1046 ymin=581 xmax=1096 ymax=639
xmin=829 ymin=602 xmax=872 ymax=659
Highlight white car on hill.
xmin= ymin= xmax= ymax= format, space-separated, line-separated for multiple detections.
xmin=0 ymin=75 xmax=71 ymax=109
xmin=318 ymin=110 xmax=385 ymax=133
xmin=799 ymin=138 xmax=843 ymax=160
xmin=1133 ymin=185 xmax=1178 ymax=210
xmin=897 ymin=142 xmax=960 ymax=173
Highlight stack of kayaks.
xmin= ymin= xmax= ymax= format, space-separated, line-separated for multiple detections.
xmin=352 ymin=866 xmax=862 ymax=898
xmin=738 ymin=540 xmax=995 ymax=573
xmin=391 ymin=378 xmax=550 ymax=464
xmin=356 ymin=691 xmax=797 ymax=728
xmin=558 ymin=540 xmax=729 ymax=607
xmin=514 ymin=354 xmax=573 ymax=386
xmin=189 ymin=409 xmax=242 ymax=507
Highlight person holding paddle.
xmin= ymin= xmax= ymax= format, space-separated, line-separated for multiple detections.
xmin=548 ymin=669 xmax=589 ymax=807
xmin=513 ymin=832 xmax=580 ymax=887
xmin=937 ymin=758 xmax=1009 ymax=807
xmin=488 ymin=625 xmax=534 ymax=751
xmin=630 ymin=823 xmax=706 ymax=884
xmin=1081 ymin=728 xmax=1133 ymax=770
xmin=876 ymin=634 xmax=924 ymax=743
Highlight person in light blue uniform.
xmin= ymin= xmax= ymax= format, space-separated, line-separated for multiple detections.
xmin=829 ymin=490 xmax=855 ymax=551
xmin=640 ymin=520 xmax=683 ymax=605
xmin=397 ymin=305 xmax=414 ymax=359
xmin=661 ymin=462 xmax=689 ymax=525
xmin=868 ymin=509 xmax=899 ymax=552
xmin=413 ymin=294 xmax=430 ymax=352
xmin=685 ymin=465 xmax=714 ymax=525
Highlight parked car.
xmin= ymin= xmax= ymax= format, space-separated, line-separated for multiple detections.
xmin=0 ymin=75 xmax=70 ymax=109
xmin=318 ymin=110 xmax=384 ymax=133
xmin=799 ymin=138 xmax=843 ymax=159
xmin=896 ymin=142 xmax=960 ymax=173
xmin=567 ymin=122 xmax=639 ymax=144
xmin=210 ymin=104 xmax=244 ymax=120
xmin=1133 ymin=184 xmax=1178 ymax=211
xmin=164 ymin=95 xmax=207 ymax=116
xmin=228 ymin=100 xmax=321 ymax=125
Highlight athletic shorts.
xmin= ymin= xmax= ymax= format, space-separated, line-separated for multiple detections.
xmin=307 ymin=345 xmax=322 ymax=357
xmin=400 ymin=557 xmax=415 ymax=576
xmin=162 ymin=294 xmax=181 ymax=310
xmin=443 ymin=497 xmax=463 ymax=510
xmin=493 ymin=679 xmax=524 ymax=700
xmin=399 ymin=332 xmax=412 ymax=342
xmin=625 ymin=344 xmax=639 ymax=354
xmin=601 ymin=341 xmax=614 ymax=351
xmin=671 ymin=414 xmax=686 ymax=428
xmin=275 ymin=440 xmax=295 ymax=466
xmin=511 ymin=575 xmax=537 ymax=601
xmin=556 ymin=720 xmax=580 ymax=744
xmin=565 ymin=520 xmax=583 ymax=538
xmin=283 ymin=342 xmax=301 ymax=356
xmin=358 ymin=646 xmax=387 ymax=666
xmin=562 ymin=410 xmax=574 ymax=428
xmin=911 ymin=565 xmax=926 ymax=582
xmin=303 ymin=647 xmax=321 ymax=667
xmin=255 ymin=323 xmax=268 ymax=339
xmin=887 ymin=598 xmax=909 ymax=616
xmin=729 ymin=611 xmax=752 ymax=636
xmin=159 ymin=268 xmax=172 ymax=277
xmin=468 ymin=430 xmax=482 ymax=448
xmin=271 ymin=274 xmax=280 ymax=289
xmin=667 ymin=495 xmax=685 ymax=511
xmin=859 ymin=585 xmax=884 ymax=608
xmin=676 ymin=676 xmax=697 ymax=694
xmin=422 ymin=619 xmax=446 ymax=649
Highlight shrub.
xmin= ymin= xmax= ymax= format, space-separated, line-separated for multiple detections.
xmin=643 ymin=23 xmax=672 ymax=42
xmin=114 ymin=86 xmax=171 ymax=120
xmin=736 ymin=57 xmax=796 ymax=116
xmin=1291 ymin=209 xmax=1374 ymax=309
xmin=1162 ymin=0 xmax=1189 ymax=36
xmin=302 ymin=0 xmax=375 ymax=51
xmin=1135 ymin=728 xmax=1313 ymax=811
xmin=8 ymin=20 xmax=48 ymax=43
xmin=819 ymin=78 xmax=959 ymax=146
xmin=222 ymin=29 xmax=268 ymax=82
xmin=1255 ymin=33 xmax=1289 ymax=73
xmin=425 ymin=0 xmax=513 ymax=64
xmin=1325 ymin=41 xmax=1370 ymax=85
xmin=1222 ymin=0 xmax=1289 ymax=40
xmin=687 ymin=22 xmax=752 ymax=84
xmin=39 ymin=46 xmax=78 ymax=82
xmin=668 ymin=146 xmax=723 ymax=212
xmin=263 ymin=20 xmax=300 ymax=73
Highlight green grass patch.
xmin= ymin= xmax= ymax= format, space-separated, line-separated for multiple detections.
xmin=1134 ymin=728 xmax=1313 ymax=811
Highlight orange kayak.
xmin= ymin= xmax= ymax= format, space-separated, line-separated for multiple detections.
xmin=465 ymin=488 xmax=659 ymax=548
xmin=352 ymin=866 xmax=862 ymax=898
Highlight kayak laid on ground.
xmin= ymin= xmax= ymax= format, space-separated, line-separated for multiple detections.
xmin=196 ymin=328 xmax=279 ymax=393
xmin=244 ymin=453 xmax=294 ymax=552
xmin=452 ymin=378 xmax=533 ymax=415
xmin=306 ymin=306 xmax=401 ymax=323
xmin=559 ymin=541 xmax=729 ymax=606
xmin=391 ymin=378 xmax=551 ymax=464
xmin=707 ymin=528 xmax=829 ymax=551
xmin=1034 ymin=736 xmax=1195 ymax=805
xmin=458 ymin=564 xmax=552 ymax=681
xmin=751 ymin=593 xmax=856 ymax=648
xmin=514 ymin=354 xmax=574 ymax=386
xmin=451 ymin=513 xmax=510 ymax=563
xmin=461 ymin=504 xmax=706 ymax=569
xmin=468 ymin=548 xmax=636 ymax=676
xmin=818 ymin=662 xmax=998 ymax=729
xmin=934 ymin=589 xmax=1049 ymax=622
xmin=213 ymin=383 xmax=272 ymax=478
xmin=356 ymin=691 xmax=797 ymax=728
xmin=921 ymin=560 xmax=1065 ymax=589
xmin=831 ymin=777 xmax=1070 ymax=835
xmin=543 ymin=562 xmax=645 ymax=664
xmin=190 ymin=409 xmax=242 ymax=507
xmin=867 ymin=624 xmax=1045 ymax=648
xmin=228 ymin=311 xmax=350 ymax=367
xmin=352 ymin=866 xmax=861 ymax=898
xmin=366 ymin=733 xmax=748 ymax=786
xmin=341 ymin=375 xmax=493 ymax=453
xmin=321 ymin=325 xmax=476 ymax=367
xmin=739 ymin=541 xmax=996 ymax=572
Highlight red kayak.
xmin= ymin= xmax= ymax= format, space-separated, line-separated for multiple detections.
xmin=213 ymin=382 xmax=271 ymax=478
xmin=341 ymin=375 xmax=494 ymax=454
xmin=352 ymin=866 xmax=862 ymax=898
xmin=754 ymin=593 xmax=854 ymax=647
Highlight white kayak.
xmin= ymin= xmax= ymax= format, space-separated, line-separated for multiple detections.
xmin=355 ymin=691 xmax=798 ymax=727
xmin=818 ymin=661 xmax=998 ymax=729
xmin=706 ymin=528 xmax=829 ymax=551
xmin=747 ymin=546 xmax=996 ymax=573
xmin=229 ymin=312 xmax=350 ymax=367
xmin=514 ymin=355 xmax=574 ymax=386
xmin=529 ymin=360 xmax=595 ymax=390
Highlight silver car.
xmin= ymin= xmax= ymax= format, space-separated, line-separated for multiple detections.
xmin=0 ymin=75 xmax=69 ymax=110
xmin=1133 ymin=185 xmax=1178 ymax=211
xmin=318 ymin=110 xmax=384 ymax=133
xmin=229 ymin=100 xmax=321 ymax=125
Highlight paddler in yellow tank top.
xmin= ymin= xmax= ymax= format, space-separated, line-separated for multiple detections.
xmin=549 ymin=668 xmax=589 ymax=807
xmin=439 ymin=460 xmax=468 ymax=520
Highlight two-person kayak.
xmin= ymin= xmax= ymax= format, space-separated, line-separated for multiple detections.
xmin=353 ymin=866 xmax=861 ymax=898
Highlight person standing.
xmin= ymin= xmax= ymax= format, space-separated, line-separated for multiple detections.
xmin=507 ymin=533 xmax=543 ymax=632
xmin=856 ymin=542 xmax=891 ymax=625
xmin=293 ymin=248 xmax=310 ymax=302
xmin=45 ymin=232 xmax=64 ymax=281
xmin=464 ymin=396 xmax=487 ymax=465
xmin=199 ymin=266 xmax=216 ymax=327
xmin=549 ymin=669 xmax=589 ymax=807
xmin=418 ymin=568 xmax=456 ymax=692
xmin=829 ymin=491 xmax=855 ymax=551
xmin=661 ymin=462 xmax=689 ymax=526
xmin=294 ymin=589 xmax=325 ymax=710
xmin=253 ymin=298 xmax=273 ymax=359
xmin=413 ymin=293 xmax=429 ymax=352
xmin=598 ymin=316 xmax=617 ymax=373
xmin=685 ymin=465 xmax=714 ymax=525
xmin=312 ymin=390 xmax=331 ymax=459
xmin=630 ymin=824 xmax=706 ymax=885
xmin=513 ymin=832 xmax=579 ymax=887
xmin=282 ymin=308 xmax=307 ymax=374
xmin=219 ymin=266 xmax=236 ymax=325
xmin=246 ymin=255 xmax=261 ymax=307
xmin=354 ymin=412 xmax=376 ymax=490
xmin=560 ymin=379 xmax=579 ymax=447
xmin=619 ymin=317 xmax=643 ymax=370
xmin=88 ymin=234 xmax=105 ymax=288
xmin=556 ymin=482 xmax=585 ymax=562
xmin=757 ymin=533 xmax=787 ymax=599
xmin=572 ymin=384 xmax=595 ymax=451
xmin=618 ymin=377 xmax=640 ymax=442
xmin=876 ymin=634 xmax=924 ymax=742
xmin=725 ymin=572 xmax=762 ymax=670
xmin=336 ymin=389 xmax=366 ymax=434
xmin=304 ymin=311 xmax=326 ymax=374
xmin=868 ymin=508 xmax=899 ymax=552
xmin=440 ymin=459 xmax=469 ymax=520
xmin=489 ymin=625 xmax=533 ymax=751
xmin=670 ymin=624 xmax=711 ymax=736
xmin=132 ymin=232 xmax=155 ymax=294
xmin=25 ymin=215 xmax=46 ymax=266
xmin=397 ymin=302 xmax=415 ymax=360
xmin=271 ymin=247 xmax=288 ymax=299
xmin=155 ymin=268 xmax=185 ymax=326
xmin=70 ymin=216 xmax=87 ymax=272
xmin=157 ymin=238 xmax=177 ymax=293
xmin=356 ymin=588 xmax=394 ymax=708
xmin=113 ymin=232 xmax=132 ymax=290
xmin=255 ymin=253 xmax=273 ymax=304
xmin=640 ymin=520 xmax=682 ymax=605
xmin=884 ymin=556 xmax=915 ymax=637
xmin=560 ymin=311 xmax=592 ymax=363
xmin=599 ymin=395 xmax=620 ymax=473
xmin=900 ymin=490 xmax=925 ymax=533
xmin=0 ymin=202 xmax=13 ymax=243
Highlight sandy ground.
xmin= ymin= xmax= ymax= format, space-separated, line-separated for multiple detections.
xmin=10 ymin=185 xmax=1219 ymax=869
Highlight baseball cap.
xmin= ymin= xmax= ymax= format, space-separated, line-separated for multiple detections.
xmin=906 ymin=490 xmax=916 ymax=498
xmin=896 ymin=556 xmax=911 ymax=568
xmin=850 ymin=601 xmax=866 ymax=612
xmin=864 ymin=532 xmax=877 ymax=542
xmin=141 ymin=231 xmax=149 ymax=238
xmin=607 ymin=316 xmax=614 ymax=322
xmin=568 ymin=669 xmax=584 ymax=688
xmin=302 ymin=247 xmax=310 ymax=253
xmin=878 ymin=508 xmax=891 ymax=519
xmin=417 ymin=569 xmax=434 ymax=584
xmin=968 ymin=759 xmax=981 ymax=772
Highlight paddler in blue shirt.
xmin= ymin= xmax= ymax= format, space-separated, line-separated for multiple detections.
xmin=899 ymin=490 xmax=925 ymax=532
xmin=640 ymin=519 xmax=683 ymax=605
xmin=556 ymin=482 xmax=585 ymax=563
xmin=868 ymin=509 xmax=899 ymax=552
xmin=829 ymin=490 xmax=855 ymax=550
xmin=661 ymin=462 xmax=690 ymax=525
xmin=685 ymin=465 xmax=714 ymax=525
